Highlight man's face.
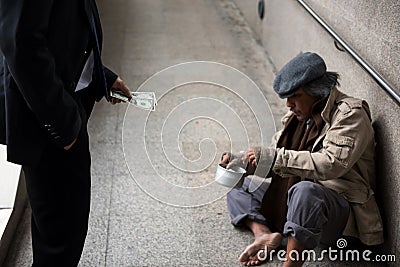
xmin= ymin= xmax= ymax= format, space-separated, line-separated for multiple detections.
xmin=286 ymin=88 xmax=317 ymax=121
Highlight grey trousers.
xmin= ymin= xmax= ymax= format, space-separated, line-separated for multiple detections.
xmin=227 ymin=176 xmax=350 ymax=249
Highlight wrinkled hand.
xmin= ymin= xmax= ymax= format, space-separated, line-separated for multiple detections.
xmin=220 ymin=152 xmax=231 ymax=165
xmin=110 ymin=77 xmax=131 ymax=105
xmin=243 ymin=149 xmax=257 ymax=175
xmin=220 ymin=152 xmax=241 ymax=168
xmin=220 ymin=150 xmax=257 ymax=175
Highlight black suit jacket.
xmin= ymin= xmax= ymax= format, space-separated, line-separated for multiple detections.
xmin=0 ymin=0 xmax=117 ymax=166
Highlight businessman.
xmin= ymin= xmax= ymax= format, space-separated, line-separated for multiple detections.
xmin=0 ymin=0 xmax=130 ymax=266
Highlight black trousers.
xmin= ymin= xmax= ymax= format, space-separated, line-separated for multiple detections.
xmin=23 ymin=89 xmax=95 ymax=267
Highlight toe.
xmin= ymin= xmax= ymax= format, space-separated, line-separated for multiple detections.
xmin=239 ymin=251 xmax=249 ymax=263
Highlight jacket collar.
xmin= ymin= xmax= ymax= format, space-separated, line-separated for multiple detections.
xmin=321 ymin=86 xmax=349 ymax=124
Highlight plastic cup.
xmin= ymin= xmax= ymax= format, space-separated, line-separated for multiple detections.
xmin=215 ymin=163 xmax=246 ymax=188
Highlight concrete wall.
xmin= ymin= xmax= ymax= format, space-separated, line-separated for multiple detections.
xmin=232 ymin=0 xmax=400 ymax=262
xmin=229 ymin=0 xmax=262 ymax=40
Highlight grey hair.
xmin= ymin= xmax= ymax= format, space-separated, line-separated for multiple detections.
xmin=303 ymin=72 xmax=340 ymax=99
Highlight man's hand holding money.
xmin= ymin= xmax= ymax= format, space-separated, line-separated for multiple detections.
xmin=110 ymin=77 xmax=132 ymax=105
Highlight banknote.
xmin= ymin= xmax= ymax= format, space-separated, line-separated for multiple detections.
xmin=132 ymin=92 xmax=158 ymax=106
xmin=110 ymin=91 xmax=157 ymax=111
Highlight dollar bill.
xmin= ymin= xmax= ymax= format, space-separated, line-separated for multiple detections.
xmin=130 ymin=97 xmax=156 ymax=111
xmin=132 ymin=92 xmax=158 ymax=106
xmin=110 ymin=91 xmax=157 ymax=111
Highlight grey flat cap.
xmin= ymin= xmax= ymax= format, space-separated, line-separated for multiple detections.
xmin=273 ymin=52 xmax=326 ymax=99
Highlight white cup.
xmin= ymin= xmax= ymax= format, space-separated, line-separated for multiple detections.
xmin=215 ymin=163 xmax=246 ymax=188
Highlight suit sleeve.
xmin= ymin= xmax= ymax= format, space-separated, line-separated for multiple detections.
xmin=0 ymin=0 xmax=81 ymax=148
xmin=0 ymin=54 xmax=6 ymax=144
xmin=90 ymin=0 xmax=118 ymax=99
xmin=104 ymin=66 xmax=118 ymax=92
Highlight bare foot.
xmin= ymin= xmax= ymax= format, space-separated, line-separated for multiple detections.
xmin=239 ymin=232 xmax=283 ymax=266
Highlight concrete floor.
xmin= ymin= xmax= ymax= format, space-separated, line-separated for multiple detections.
xmin=2 ymin=0 xmax=388 ymax=266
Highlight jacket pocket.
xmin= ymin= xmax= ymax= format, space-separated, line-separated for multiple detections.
xmin=324 ymin=134 xmax=355 ymax=167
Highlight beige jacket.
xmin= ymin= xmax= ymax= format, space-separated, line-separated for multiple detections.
xmin=268 ymin=87 xmax=383 ymax=245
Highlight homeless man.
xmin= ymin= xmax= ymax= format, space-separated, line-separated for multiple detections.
xmin=221 ymin=52 xmax=384 ymax=266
